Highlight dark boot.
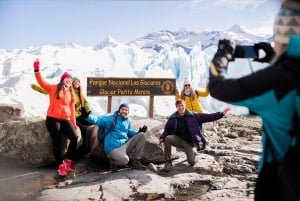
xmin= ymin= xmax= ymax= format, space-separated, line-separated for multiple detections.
xmin=109 ymin=160 xmax=119 ymax=172
xmin=130 ymin=159 xmax=146 ymax=170
xmin=162 ymin=162 xmax=172 ymax=172
xmin=201 ymin=140 xmax=207 ymax=150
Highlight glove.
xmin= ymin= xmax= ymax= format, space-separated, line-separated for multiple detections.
xmin=138 ymin=125 xmax=148 ymax=133
xmin=33 ymin=59 xmax=40 ymax=72
xmin=217 ymin=39 xmax=236 ymax=61
xmin=211 ymin=39 xmax=236 ymax=76
xmin=80 ymin=107 xmax=91 ymax=118
xmin=253 ymin=42 xmax=275 ymax=63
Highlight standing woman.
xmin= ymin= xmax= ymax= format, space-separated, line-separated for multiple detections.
xmin=33 ymin=59 xmax=78 ymax=176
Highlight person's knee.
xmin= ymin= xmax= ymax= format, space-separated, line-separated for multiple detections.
xmin=136 ymin=133 xmax=146 ymax=142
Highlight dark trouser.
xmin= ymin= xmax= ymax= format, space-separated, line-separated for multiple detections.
xmin=46 ymin=116 xmax=78 ymax=165
xmin=164 ymin=135 xmax=196 ymax=166
xmin=76 ymin=116 xmax=92 ymax=154
xmin=107 ymin=133 xmax=146 ymax=166
xmin=199 ymin=124 xmax=206 ymax=143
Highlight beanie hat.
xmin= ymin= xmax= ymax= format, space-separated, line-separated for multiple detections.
xmin=60 ymin=72 xmax=72 ymax=81
xmin=73 ymin=76 xmax=80 ymax=82
xmin=183 ymin=78 xmax=191 ymax=87
xmin=118 ymin=103 xmax=129 ymax=112
xmin=273 ymin=0 xmax=300 ymax=44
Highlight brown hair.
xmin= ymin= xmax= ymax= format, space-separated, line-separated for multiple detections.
xmin=55 ymin=80 xmax=76 ymax=102
xmin=73 ymin=82 xmax=85 ymax=107
xmin=175 ymin=99 xmax=186 ymax=107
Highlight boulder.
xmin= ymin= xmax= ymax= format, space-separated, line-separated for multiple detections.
xmin=0 ymin=104 xmax=166 ymax=167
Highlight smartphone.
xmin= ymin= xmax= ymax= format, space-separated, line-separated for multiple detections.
xmin=234 ymin=45 xmax=257 ymax=59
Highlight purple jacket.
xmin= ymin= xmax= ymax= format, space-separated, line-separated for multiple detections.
xmin=160 ymin=110 xmax=224 ymax=145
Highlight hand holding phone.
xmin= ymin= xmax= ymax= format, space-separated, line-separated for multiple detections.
xmin=253 ymin=42 xmax=275 ymax=63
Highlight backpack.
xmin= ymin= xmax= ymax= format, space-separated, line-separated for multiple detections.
xmin=97 ymin=116 xmax=117 ymax=142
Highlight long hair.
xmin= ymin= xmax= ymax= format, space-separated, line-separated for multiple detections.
xmin=180 ymin=87 xmax=196 ymax=100
xmin=74 ymin=84 xmax=85 ymax=107
xmin=55 ymin=81 xmax=76 ymax=102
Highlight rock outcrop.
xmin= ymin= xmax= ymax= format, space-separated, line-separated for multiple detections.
xmin=0 ymin=104 xmax=263 ymax=201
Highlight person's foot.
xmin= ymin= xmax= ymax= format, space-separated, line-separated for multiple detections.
xmin=57 ymin=163 xmax=67 ymax=176
xmin=110 ymin=163 xmax=119 ymax=172
xmin=130 ymin=159 xmax=146 ymax=170
xmin=197 ymin=143 xmax=201 ymax=152
xmin=63 ymin=159 xmax=73 ymax=172
xmin=201 ymin=141 xmax=206 ymax=150
xmin=161 ymin=162 xmax=172 ymax=172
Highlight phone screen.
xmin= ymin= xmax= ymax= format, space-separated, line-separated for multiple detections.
xmin=235 ymin=45 xmax=257 ymax=59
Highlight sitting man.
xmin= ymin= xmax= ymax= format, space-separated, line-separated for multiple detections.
xmin=159 ymin=99 xmax=230 ymax=172
xmin=81 ymin=103 xmax=148 ymax=171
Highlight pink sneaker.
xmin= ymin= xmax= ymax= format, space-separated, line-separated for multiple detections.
xmin=58 ymin=164 xmax=67 ymax=176
xmin=63 ymin=159 xmax=73 ymax=172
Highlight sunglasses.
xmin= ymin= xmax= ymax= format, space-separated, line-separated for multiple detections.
xmin=184 ymin=84 xmax=191 ymax=87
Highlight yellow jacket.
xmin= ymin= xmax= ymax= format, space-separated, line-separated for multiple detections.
xmin=175 ymin=88 xmax=209 ymax=113
xmin=74 ymin=89 xmax=91 ymax=118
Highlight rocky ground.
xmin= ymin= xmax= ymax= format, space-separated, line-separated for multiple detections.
xmin=0 ymin=113 xmax=263 ymax=201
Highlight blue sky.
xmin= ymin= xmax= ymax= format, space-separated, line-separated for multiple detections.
xmin=0 ymin=0 xmax=281 ymax=51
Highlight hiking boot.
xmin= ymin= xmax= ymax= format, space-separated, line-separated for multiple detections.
xmin=130 ymin=159 xmax=146 ymax=170
xmin=110 ymin=162 xmax=119 ymax=172
xmin=162 ymin=162 xmax=172 ymax=172
xmin=201 ymin=140 xmax=207 ymax=150
xmin=58 ymin=164 xmax=67 ymax=176
xmin=63 ymin=159 xmax=73 ymax=172
xmin=197 ymin=143 xmax=201 ymax=152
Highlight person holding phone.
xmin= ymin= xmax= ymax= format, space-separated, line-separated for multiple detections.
xmin=208 ymin=0 xmax=300 ymax=200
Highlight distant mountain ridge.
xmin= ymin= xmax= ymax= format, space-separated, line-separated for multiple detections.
xmin=127 ymin=24 xmax=272 ymax=54
xmin=0 ymin=24 xmax=272 ymax=117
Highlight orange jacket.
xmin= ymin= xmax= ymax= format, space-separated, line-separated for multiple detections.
xmin=34 ymin=72 xmax=76 ymax=127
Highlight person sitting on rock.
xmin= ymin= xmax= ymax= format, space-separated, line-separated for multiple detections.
xmin=33 ymin=59 xmax=78 ymax=176
xmin=159 ymin=99 xmax=230 ymax=172
xmin=81 ymin=103 xmax=148 ymax=171
xmin=71 ymin=76 xmax=92 ymax=154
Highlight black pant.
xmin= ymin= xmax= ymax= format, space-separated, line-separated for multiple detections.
xmin=76 ymin=116 xmax=93 ymax=154
xmin=46 ymin=116 xmax=78 ymax=165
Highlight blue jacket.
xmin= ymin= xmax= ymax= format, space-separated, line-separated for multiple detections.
xmin=160 ymin=109 xmax=224 ymax=146
xmin=209 ymin=42 xmax=300 ymax=171
xmin=86 ymin=111 xmax=138 ymax=155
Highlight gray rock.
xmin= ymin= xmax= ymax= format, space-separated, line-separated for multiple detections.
xmin=0 ymin=104 xmax=263 ymax=201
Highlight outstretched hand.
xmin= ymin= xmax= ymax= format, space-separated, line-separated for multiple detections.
xmin=33 ymin=59 xmax=40 ymax=72
xmin=138 ymin=125 xmax=148 ymax=133
xmin=222 ymin=107 xmax=230 ymax=115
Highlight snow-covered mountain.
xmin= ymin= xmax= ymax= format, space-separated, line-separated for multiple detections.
xmin=0 ymin=25 xmax=272 ymax=118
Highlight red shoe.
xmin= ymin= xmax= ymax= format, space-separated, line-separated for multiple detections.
xmin=58 ymin=164 xmax=67 ymax=176
xmin=63 ymin=159 xmax=73 ymax=172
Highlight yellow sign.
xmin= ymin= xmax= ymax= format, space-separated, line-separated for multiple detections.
xmin=87 ymin=77 xmax=176 ymax=96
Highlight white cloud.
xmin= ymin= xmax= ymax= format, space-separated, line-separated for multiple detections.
xmin=215 ymin=0 xmax=266 ymax=10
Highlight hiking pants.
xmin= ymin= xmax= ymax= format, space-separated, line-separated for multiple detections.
xmin=164 ymin=135 xmax=196 ymax=166
xmin=107 ymin=133 xmax=146 ymax=166
xmin=46 ymin=116 xmax=78 ymax=164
